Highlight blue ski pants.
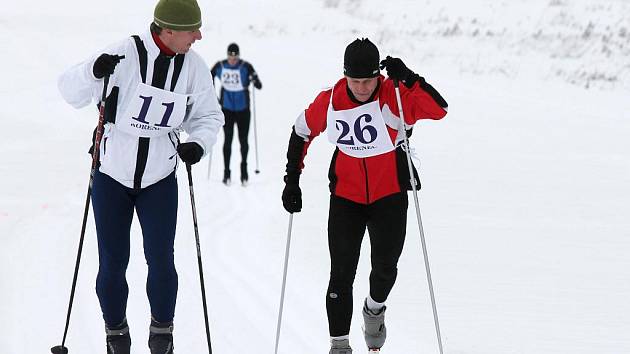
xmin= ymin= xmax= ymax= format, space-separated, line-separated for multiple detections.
xmin=91 ymin=169 xmax=178 ymax=327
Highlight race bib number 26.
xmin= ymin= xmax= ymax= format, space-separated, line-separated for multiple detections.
xmin=327 ymin=110 xmax=394 ymax=158
xmin=335 ymin=114 xmax=378 ymax=146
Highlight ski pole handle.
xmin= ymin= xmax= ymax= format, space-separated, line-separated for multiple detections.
xmin=101 ymin=76 xmax=110 ymax=102
xmin=186 ymin=162 xmax=194 ymax=186
xmin=91 ymin=75 xmax=110 ymax=171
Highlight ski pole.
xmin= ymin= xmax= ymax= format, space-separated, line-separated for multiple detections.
xmin=51 ymin=75 xmax=111 ymax=354
xmin=185 ymin=163 xmax=214 ymax=354
xmin=393 ymin=79 xmax=444 ymax=354
xmin=251 ymin=87 xmax=260 ymax=174
xmin=274 ymin=213 xmax=294 ymax=354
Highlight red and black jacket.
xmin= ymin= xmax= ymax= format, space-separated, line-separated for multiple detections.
xmin=285 ymin=75 xmax=447 ymax=205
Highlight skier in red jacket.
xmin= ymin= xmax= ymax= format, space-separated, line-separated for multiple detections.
xmin=281 ymin=38 xmax=448 ymax=354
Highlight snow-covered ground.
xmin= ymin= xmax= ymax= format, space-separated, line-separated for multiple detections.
xmin=1 ymin=0 xmax=629 ymax=353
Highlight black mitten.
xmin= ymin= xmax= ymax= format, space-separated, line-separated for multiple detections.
xmin=379 ymin=56 xmax=419 ymax=88
xmin=93 ymin=54 xmax=125 ymax=79
xmin=282 ymin=175 xmax=302 ymax=213
xmin=251 ymin=73 xmax=262 ymax=89
xmin=177 ymin=142 xmax=204 ymax=165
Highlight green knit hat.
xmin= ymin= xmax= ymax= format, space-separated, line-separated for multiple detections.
xmin=154 ymin=0 xmax=202 ymax=31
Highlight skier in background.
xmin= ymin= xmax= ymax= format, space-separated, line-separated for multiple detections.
xmin=281 ymin=38 xmax=448 ymax=353
xmin=57 ymin=0 xmax=224 ymax=352
xmin=211 ymin=43 xmax=263 ymax=186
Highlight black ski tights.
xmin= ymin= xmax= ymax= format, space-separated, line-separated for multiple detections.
xmin=326 ymin=193 xmax=408 ymax=337
xmin=222 ymin=109 xmax=250 ymax=174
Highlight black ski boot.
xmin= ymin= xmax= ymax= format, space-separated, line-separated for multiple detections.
xmin=105 ymin=319 xmax=131 ymax=354
xmin=222 ymin=169 xmax=231 ymax=186
xmin=240 ymin=162 xmax=249 ymax=186
xmin=148 ymin=319 xmax=174 ymax=354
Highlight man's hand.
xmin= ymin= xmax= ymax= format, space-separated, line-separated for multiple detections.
xmin=177 ymin=142 xmax=204 ymax=165
xmin=93 ymin=54 xmax=125 ymax=79
xmin=379 ymin=56 xmax=410 ymax=81
xmin=282 ymin=175 xmax=302 ymax=213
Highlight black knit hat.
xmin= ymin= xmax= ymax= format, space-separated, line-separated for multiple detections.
xmin=343 ymin=38 xmax=380 ymax=78
xmin=227 ymin=43 xmax=239 ymax=56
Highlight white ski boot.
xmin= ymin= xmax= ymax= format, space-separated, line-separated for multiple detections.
xmin=362 ymin=301 xmax=386 ymax=351
xmin=330 ymin=338 xmax=352 ymax=354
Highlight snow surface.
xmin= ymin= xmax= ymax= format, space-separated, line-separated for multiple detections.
xmin=1 ymin=0 xmax=629 ymax=353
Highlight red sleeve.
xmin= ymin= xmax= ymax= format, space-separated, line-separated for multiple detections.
xmin=291 ymin=89 xmax=332 ymax=170
xmin=303 ymin=89 xmax=332 ymax=140
xmin=380 ymin=79 xmax=447 ymax=125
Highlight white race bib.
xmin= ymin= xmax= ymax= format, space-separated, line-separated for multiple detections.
xmin=118 ymin=83 xmax=187 ymax=138
xmin=220 ymin=68 xmax=243 ymax=92
xmin=326 ymin=96 xmax=394 ymax=158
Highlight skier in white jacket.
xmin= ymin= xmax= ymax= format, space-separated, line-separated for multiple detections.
xmin=57 ymin=0 xmax=224 ymax=353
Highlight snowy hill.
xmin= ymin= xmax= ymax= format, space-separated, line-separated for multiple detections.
xmin=1 ymin=0 xmax=629 ymax=354
xmin=325 ymin=0 xmax=630 ymax=90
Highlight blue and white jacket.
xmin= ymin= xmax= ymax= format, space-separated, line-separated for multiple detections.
xmin=211 ymin=59 xmax=262 ymax=112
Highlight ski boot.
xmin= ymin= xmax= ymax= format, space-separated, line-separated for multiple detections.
xmin=329 ymin=338 xmax=352 ymax=354
xmin=148 ymin=319 xmax=174 ymax=354
xmin=362 ymin=301 xmax=387 ymax=351
xmin=105 ymin=319 xmax=131 ymax=354
xmin=222 ymin=169 xmax=231 ymax=186
xmin=240 ymin=162 xmax=249 ymax=186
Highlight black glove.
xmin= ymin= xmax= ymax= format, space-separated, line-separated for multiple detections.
xmin=251 ymin=73 xmax=262 ymax=89
xmin=177 ymin=142 xmax=204 ymax=165
xmin=93 ymin=54 xmax=125 ymax=79
xmin=282 ymin=175 xmax=302 ymax=213
xmin=379 ymin=56 xmax=420 ymax=88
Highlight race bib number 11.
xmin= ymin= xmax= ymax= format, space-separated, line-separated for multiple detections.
xmin=118 ymin=83 xmax=187 ymax=138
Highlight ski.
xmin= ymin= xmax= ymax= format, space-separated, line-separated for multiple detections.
xmin=368 ymin=349 xmax=380 ymax=353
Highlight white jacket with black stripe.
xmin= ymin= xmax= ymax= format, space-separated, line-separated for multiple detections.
xmin=58 ymin=30 xmax=224 ymax=189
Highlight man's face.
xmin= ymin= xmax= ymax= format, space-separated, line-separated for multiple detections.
xmin=346 ymin=76 xmax=379 ymax=102
xmin=162 ymin=29 xmax=202 ymax=54
xmin=227 ymin=54 xmax=239 ymax=66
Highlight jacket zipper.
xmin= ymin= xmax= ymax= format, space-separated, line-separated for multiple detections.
xmin=363 ymin=158 xmax=370 ymax=204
